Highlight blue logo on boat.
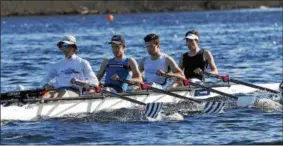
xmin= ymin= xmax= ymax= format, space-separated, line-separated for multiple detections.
xmin=194 ymin=89 xmax=210 ymax=96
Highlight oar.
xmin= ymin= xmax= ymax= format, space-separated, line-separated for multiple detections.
xmin=115 ymin=78 xmax=227 ymax=114
xmin=198 ymin=71 xmax=280 ymax=94
xmin=115 ymin=78 xmax=202 ymax=103
xmin=160 ymin=72 xmax=257 ymax=108
xmin=1 ymin=95 xmax=106 ymax=104
xmin=71 ymin=80 xmax=163 ymax=119
xmin=188 ymin=80 xmax=238 ymax=100
xmin=187 ymin=78 xmax=258 ymax=107
xmin=0 ymin=88 xmax=48 ymax=100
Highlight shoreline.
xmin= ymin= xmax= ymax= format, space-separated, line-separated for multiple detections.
xmin=1 ymin=1 xmax=283 ymax=17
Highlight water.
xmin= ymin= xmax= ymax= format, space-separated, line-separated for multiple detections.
xmin=1 ymin=8 xmax=283 ymax=144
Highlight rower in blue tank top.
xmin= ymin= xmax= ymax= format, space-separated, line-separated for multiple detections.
xmin=104 ymin=57 xmax=131 ymax=92
xmin=97 ymin=35 xmax=143 ymax=93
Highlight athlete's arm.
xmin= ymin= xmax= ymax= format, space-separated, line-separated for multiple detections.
xmin=138 ymin=57 xmax=146 ymax=73
xmin=96 ymin=59 xmax=109 ymax=81
xmin=165 ymin=56 xmax=186 ymax=80
xmin=41 ymin=65 xmax=57 ymax=89
xmin=178 ymin=55 xmax=184 ymax=71
xmin=128 ymin=58 xmax=143 ymax=84
xmin=81 ymin=60 xmax=99 ymax=86
xmin=204 ymin=50 xmax=218 ymax=75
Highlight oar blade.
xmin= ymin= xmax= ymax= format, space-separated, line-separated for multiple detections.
xmin=236 ymin=95 xmax=256 ymax=107
xmin=145 ymin=102 xmax=163 ymax=119
xmin=203 ymin=101 xmax=226 ymax=114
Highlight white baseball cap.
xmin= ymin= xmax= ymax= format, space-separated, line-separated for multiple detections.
xmin=57 ymin=35 xmax=77 ymax=48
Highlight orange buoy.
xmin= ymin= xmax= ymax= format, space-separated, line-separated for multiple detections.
xmin=107 ymin=14 xmax=114 ymax=21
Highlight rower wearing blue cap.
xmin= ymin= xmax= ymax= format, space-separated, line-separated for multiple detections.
xmin=97 ymin=35 xmax=143 ymax=93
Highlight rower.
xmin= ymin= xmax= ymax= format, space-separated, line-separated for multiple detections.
xmin=178 ymin=30 xmax=218 ymax=83
xmin=139 ymin=33 xmax=185 ymax=89
xmin=41 ymin=35 xmax=99 ymax=98
xmin=96 ymin=35 xmax=143 ymax=93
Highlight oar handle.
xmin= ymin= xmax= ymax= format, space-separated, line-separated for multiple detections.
xmin=200 ymin=71 xmax=230 ymax=82
xmin=202 ymin=71 xmax=279 ymax=94
xmin=116 ymin=78 xmax=150 ymax=90
xmin=116 ymin=78 xmax=138 ymax=86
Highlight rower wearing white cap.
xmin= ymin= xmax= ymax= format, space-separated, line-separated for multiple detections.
xmin=178 ymin=30 xmax=218 ymax=81
xmin=41 ymin=35 xmax=99 ymax=98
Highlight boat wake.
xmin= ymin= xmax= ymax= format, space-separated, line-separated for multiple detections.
xmin=251 ymin=91 xmax=282 ymax=112
xmin=253 ymin=98 xmax=282 ymax=112
xmin=39 ymin=102 xmax=195 ymax=122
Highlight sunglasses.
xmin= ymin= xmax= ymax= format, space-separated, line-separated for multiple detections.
xmin=60 ymin=43 xmax=74 ymax=49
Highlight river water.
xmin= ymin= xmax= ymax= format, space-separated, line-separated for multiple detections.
xmin=1 ymin=8 xmax=282 ymax=144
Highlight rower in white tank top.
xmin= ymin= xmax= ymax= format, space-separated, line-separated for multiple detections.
xmin=140 ymin=33 xmax=186 ymax=90
xmin=144 ymin=53 xmax=168 ymax=86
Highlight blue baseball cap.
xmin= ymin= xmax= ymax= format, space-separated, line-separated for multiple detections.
xmin=108 ymin=35 xmax=125 ymax=45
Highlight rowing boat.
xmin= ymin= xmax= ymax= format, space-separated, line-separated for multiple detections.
xmin=0 ymin=83 xmax=280 ymax=121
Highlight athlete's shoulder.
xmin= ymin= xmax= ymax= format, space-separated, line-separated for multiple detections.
xmin=74 ymin=55 xmax=92 ymax=66
xmin=202 ymin=49 xmax=212 ymax=55
xmin=127 ymin=57 xmax=137 ymax=63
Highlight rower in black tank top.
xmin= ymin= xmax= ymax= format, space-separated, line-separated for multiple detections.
xmin=182 ymin=49 xmax=208 ymax=81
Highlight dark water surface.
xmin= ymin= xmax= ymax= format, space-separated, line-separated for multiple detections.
xmin=1 ymin=8 xmax=282 ymax=144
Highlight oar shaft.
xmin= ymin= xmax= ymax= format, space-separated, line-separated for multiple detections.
xmin=1 ymin=89 xmax=45 ymax=99
xmin=148 ymin=86 xmax=202 ymax=103
xmin=229 ymin=78 xmax=279 ymax=94
xmin=117 ymin=78 xmax=202 ymax=103
xmin=0 ymin=96 xmax=105 ymax=104
xmin=1 ymin=90 xmax=147 ymax=106
xmin=190 ymin=82 xmax=238 ymax=100
xmin=72 ymin=80 xmax=147 ymax=106
xmin=203 ymin=72 xmax=279 ymax=94
xmin=102 ymin=89 xmax=146 ymax=106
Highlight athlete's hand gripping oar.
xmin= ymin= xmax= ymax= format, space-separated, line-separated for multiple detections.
xmin=196 ymin=70 xmax=280 ymax=94
xmin=71 ymin=80 xmax=163 ymax=119
xmin=114 ymin=78 xmax=202 ymax=104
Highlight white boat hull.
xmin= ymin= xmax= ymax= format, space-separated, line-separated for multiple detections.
xmin=1 ymin=83 xmax=280 ymax=121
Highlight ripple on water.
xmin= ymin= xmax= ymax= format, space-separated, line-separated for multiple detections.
xmin=1 ymin=8 xmax=283 ymax=145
